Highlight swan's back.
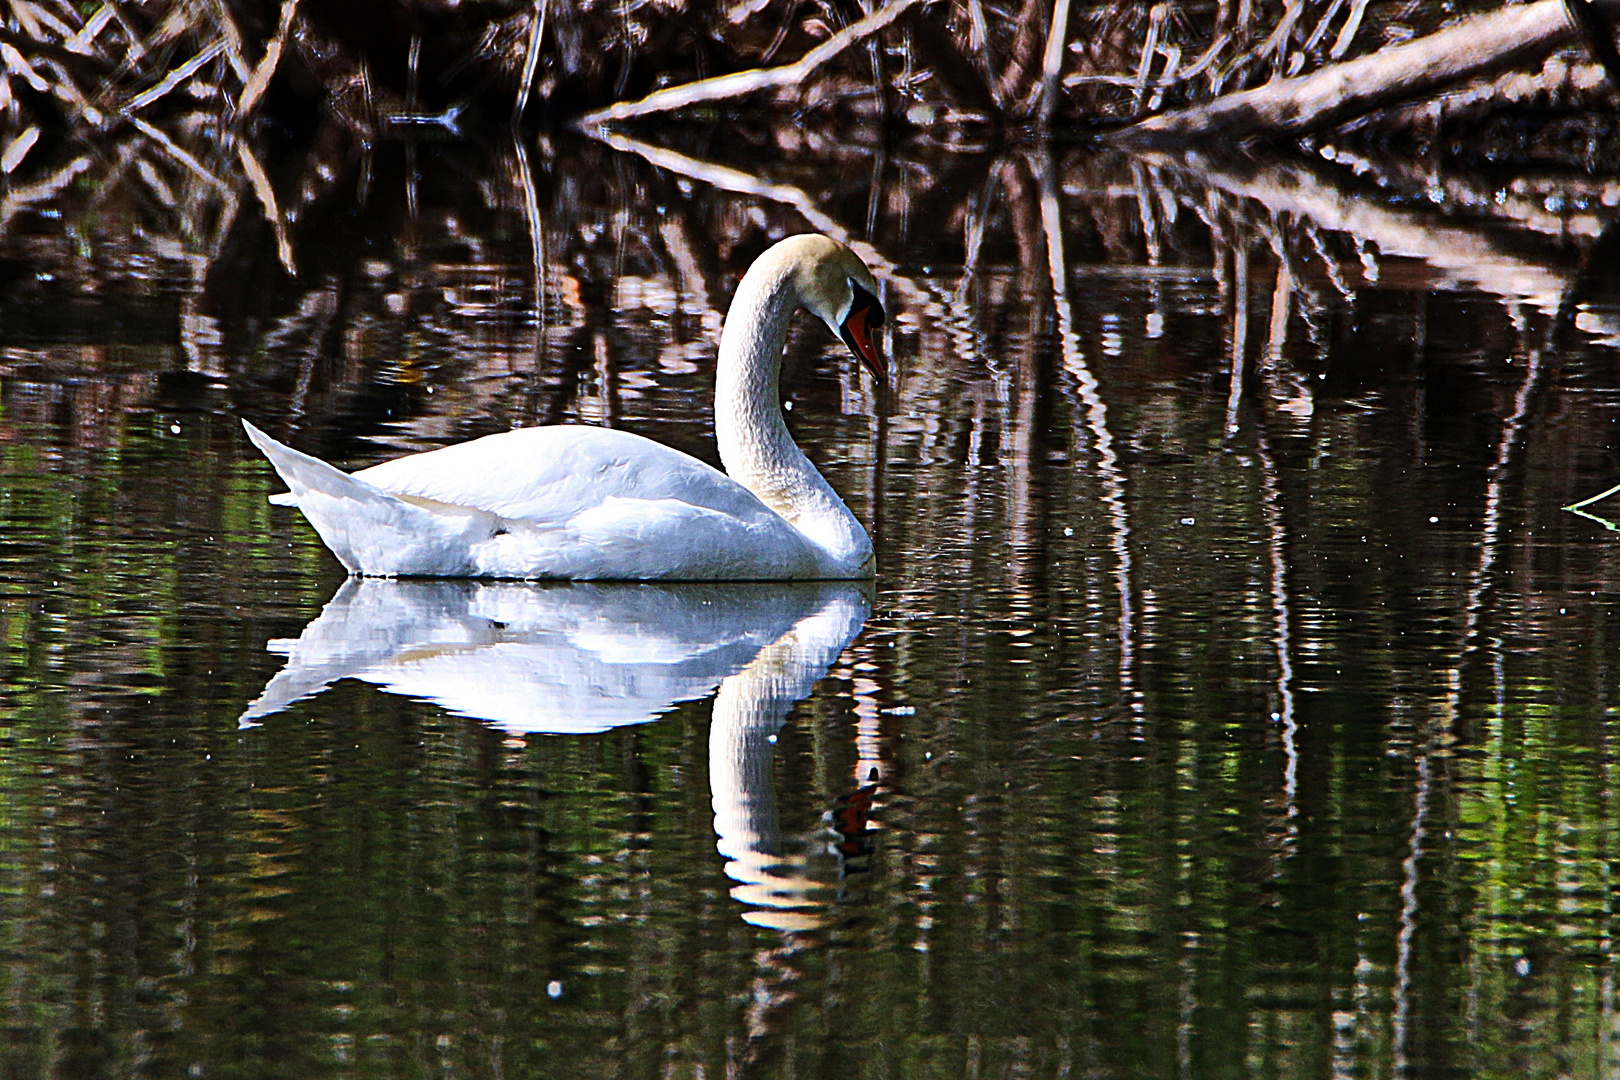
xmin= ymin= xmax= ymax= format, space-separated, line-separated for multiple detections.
xmin=353 ymin=425 xmax=776 ymax=525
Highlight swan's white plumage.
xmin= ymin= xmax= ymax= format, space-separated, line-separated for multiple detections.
xmin=247 ymin=234 xmax=882 ymax=581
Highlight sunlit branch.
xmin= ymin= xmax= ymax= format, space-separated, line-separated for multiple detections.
xmin=574 ymin=0 xmax=927 ymax=127
xmin=235 ymin=140 xmax=296 ymax=276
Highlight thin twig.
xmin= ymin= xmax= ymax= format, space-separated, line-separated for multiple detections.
xmin=1 ymin=43 xmax=53 ymax=94
xmin=1 ymin=126 xmax=40 ymax=174
xmin=0 ymin=155 xmax=91 ymax=237
xmin=1565 ymin=479 xmax=1620 ymax=517
xmin=1131 ymin=3 xmax=1166 ymax=114
xmin=128 ymin=115 xmax=228 ymax=191
xmin=126 ymin=40 xmax=226 ymax=112
xmin=1038 ymin=0 xmax=1075 ymax=126
xmin=66 ymin=5 xmax=115 ymax=57
xmin=210 ymin=0 xmax=253 ymax=83
xmin=965 ymin=0 xmax=1002 ymax=108
xmin=1260 ymin=0 xmax=1304 ymax=61
xmin=1330 ymin=0 xmax=1371 ymax=59
xmin=16 ymin=1 xmax=77 ymax=45
xmin=1065 ymin=30 xmax=1227 ymax=90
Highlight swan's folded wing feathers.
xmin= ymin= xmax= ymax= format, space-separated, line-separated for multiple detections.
xmin=477 ymin=496 xmax=820 ymax=580
xmin=349 ymin=426 xmax=774 ymax=523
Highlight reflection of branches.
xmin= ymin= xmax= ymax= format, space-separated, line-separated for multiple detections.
xmin=1457 ymin=345 xmax=1545 ymax=666
xmin=1255 ymin=426 xmax=1298 ymax=842
xmin=1035 ymin=150 xmax=1137 ymax=711
xmin=1391 ymin=754 xmax=1429 ymax=1080
xmin=586 ymin=128 xmax=941 ymax=313
xmin=1145 ymin=151 xmax=1584 ymax=314
xmin=513 ymin=137 xmax=547 ymax=377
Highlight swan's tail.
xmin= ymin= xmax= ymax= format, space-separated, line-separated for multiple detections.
xmin=242 ymin=418 xmax=498 ymax=576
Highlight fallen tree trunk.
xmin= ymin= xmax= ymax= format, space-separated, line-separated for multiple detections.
xmin=1110 ymin=0 xmax=1613 ymax=148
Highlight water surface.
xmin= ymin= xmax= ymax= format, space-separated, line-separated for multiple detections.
xmin=2 ymin=129 xmax=1619 ymax=1078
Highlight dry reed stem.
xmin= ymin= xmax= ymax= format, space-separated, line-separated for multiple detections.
xmin=237 ymin=0 xmax=299 ymax=118
xmin=128 ymin=115 xmax=228 ymax=191
xmin=236 ymin=140 xmax=296 ymax=275
xmin=0 ymin=155 xmax=91 ymax=237
xmin=1 ymin=126 xmax=41 ymax=174
xmin=127 ymin=39 xmax=225 ymax=111
xmin=513 ymin=0 xmax=548 ymax=124
xmin=1039 ymin=0 xmax=1075 ymax=125
xmin=67 ymin=6 xmax=116 ymax=57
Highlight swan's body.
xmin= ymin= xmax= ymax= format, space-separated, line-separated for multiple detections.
xmin=244 ymin=234 xmax=887 ymax=581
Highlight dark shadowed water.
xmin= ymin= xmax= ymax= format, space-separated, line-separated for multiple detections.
xmin=3 ymin=125 xmax=1620 ymax=1078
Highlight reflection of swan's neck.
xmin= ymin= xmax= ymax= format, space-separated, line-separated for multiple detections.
xmin=710 ymin=623 xmax=845 ymax=931
xmin=715 ymin=259 xmax=870 ymax=572
xmin=709 ymin=667 xmax=786 ymax=864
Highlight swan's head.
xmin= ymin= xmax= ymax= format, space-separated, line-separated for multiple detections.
xmin=777 ymin=235 xmax=888 ymax=382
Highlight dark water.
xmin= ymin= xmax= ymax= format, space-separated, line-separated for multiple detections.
xmin=3 ymin=126 xmax=1620 ymax=1078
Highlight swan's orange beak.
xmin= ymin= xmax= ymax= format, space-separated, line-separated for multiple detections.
xmin=839 ymin=285 xmax=887 ymax=382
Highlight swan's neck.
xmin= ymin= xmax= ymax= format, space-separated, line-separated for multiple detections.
xmin=715 ymin=265 xmax=871 ymax=574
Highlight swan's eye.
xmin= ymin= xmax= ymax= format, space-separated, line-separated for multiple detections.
xmin=850 ymin=281 xmax=884 ymax=327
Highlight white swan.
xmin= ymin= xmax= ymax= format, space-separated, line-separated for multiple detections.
xmin=242 ymin=234 xmax=887 ymax=580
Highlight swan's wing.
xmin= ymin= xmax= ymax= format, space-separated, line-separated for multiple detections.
xmin=351 ymin=426 xmax=773 ymax=525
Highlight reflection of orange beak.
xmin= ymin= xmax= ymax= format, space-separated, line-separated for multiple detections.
xmin=840 ymin=304 xmax=886 ymax=382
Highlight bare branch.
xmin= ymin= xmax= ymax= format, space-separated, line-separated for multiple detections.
xmin=513 ymin=0 xmax=547 ymax=125
xmin=574 ymin=0 xmax=928 ymax=126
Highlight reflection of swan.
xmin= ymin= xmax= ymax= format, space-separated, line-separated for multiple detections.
xmin=240 ymin=579 xmax=867 ymax=734
xmin=709 ymin=593 xmax=870 ymax=931
xmin=242 ymin=234 xmax=887 ymax=580
xmin=242 ymin=576 xmax=874 ymax=935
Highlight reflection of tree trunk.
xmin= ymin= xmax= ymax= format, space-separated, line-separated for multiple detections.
xmin=1392 ymin=754 xmax=1430 ymax=1080
xmin=1144 ymin=151 xmax=1580 ymax=313
xmin=1255 ymin=421 xmax=1298 ymax=847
